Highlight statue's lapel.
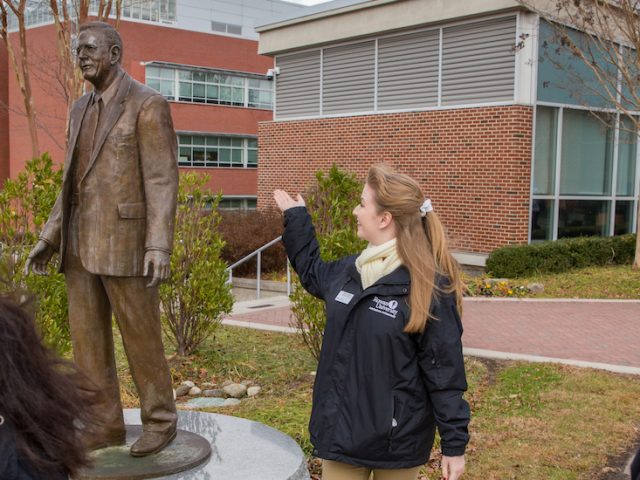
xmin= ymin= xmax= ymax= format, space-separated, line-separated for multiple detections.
xmin=64 ymin=95 xmax=91 ymax=182
xmin=82 ymin=74 xmax=132 ymax=182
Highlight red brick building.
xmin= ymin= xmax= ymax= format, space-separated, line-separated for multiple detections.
xmin=256 ymin=0 xmax=639 ymax=263
xmin=1 ymin=0 xmax=304 ymax=209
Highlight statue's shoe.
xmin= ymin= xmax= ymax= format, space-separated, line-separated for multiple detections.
xmin=129 ymin=429 xmax=177 ymax=457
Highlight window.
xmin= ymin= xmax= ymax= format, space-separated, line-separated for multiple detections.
xmin=537 ymin=20 xmax=615 ymax=108
xmin=177 ymin=134 xmax=257 ymax=168
xmin=218 ymin=197 xmax=257 ymax=211
xmin=121 ymin=0 xmax=176 ymax=22
xmin=211 ymin=21 xmax=243 ymax=36
xmin=531 ymin=106 xmax=638 ymax=241
xmin=146 ymin=64 xmax=273 ymax=110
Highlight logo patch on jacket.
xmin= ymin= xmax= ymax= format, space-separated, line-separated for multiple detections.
xmin=369 ymin=297 xmax=399 ymax=318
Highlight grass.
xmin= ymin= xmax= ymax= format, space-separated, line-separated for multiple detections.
xmin=115 ymin=325 xmax=640 ymax=480
xmin=466 ymin=264 xmax=640 ymax=299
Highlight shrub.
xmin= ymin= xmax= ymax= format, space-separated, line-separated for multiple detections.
xmin=290 ymin=165 xmax=366 ymax=361
xmin=159 ymin=172 xmax=234 ymax=356
xmin=0 ymin=154 xmax=70 ymax=355
xmin=486 ymin=234 xmax=636 ymax=278
xmin=218 ymin=208 xmax=286 ymax=277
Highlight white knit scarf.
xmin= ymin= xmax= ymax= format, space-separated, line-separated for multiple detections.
xmin=355 ymin=238 xmax=402 ymax=290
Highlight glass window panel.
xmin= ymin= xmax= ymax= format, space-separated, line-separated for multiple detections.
xmin=178 ymin=70 xmax=192 ymax=80
xmin=219 ymin=149 xmax=231 ymax=166
xmin=231 ymin=149 xmax=243 ymax=165
xmin=193 ymin=71 xmax=206 ymax=82
xmin=534 ymin=106 xmax=557 ymax=195
xmin=205 ymin=150 xmax=218 ymax=166
xmin=192 ymin=136 xmax=205 ymax=146
xmin=229 ymin=76 xmax=244 ymax=86
xmin=205 ymin=136 xmax=218 ymax=147
xmin=537 ymin=20 xmax=616 ymax=108
xmin=178 ymin=147 xmax=191 ymax=165
xmin=160 ymin=68 xmax=174 ymax=80
xmin=147 ymin=79 xmax=161 ymax=92
xmin=246 ymin=199 xmax=257 ymax=209
xmin=247 ymin=139 xmax=258 ymax=148
xmin=219 ymin=138 xmax=231 ymax=146
xmin=193 ymin=148 xmax=205 ymax=166
xmin=247 ymin=149 xmax=257 ymax=167
xmin=160 ymin=81 xmax=174 ymax=98
xmin=146 ymin=66 xmax=160 ymax=78
xmin=617 ymin=116 xmax=637 ymax=196
xmin=179 ymin=82 xmax=192 ymax=100
xmin=206 ymin=85 xmax=219 ymax=100
xmin=558 ymin=200 xmax=610 ymax=238
xmin=206 ymin=72 xmax=219 ymax=83
xmin=231 ymin=138 xmax=242 ymax=147
xmin=560 ymin=109 xmax=613 ymax=195
xmin=531 ymin=199 xmax=554 ymax=242
xmin=248 ymin=78 xmax=261 ymax=88
xmin=178 ymin=135 xmax=191 ymax=144
xmin=193 ymin=83 xmax=206 ymax=98
xmin=614 ymin=201 xmax=634 ymax=235
xmin=220 ymin=86 xmax=233 ymax=103
xmin=232 ymin=87 xmax=244 ymax=104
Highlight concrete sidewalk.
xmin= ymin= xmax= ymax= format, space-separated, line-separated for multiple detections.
xmin=224 ymin=295 xmax=640 ymax=375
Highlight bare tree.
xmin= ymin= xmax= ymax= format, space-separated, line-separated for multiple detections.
xmin=523 ymin=0 xmax=640 ymax=268
xmin=0 ymin=0 xmax=40 ymax=158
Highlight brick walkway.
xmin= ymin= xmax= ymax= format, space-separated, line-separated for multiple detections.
xmin=227 ymin=297 xmax=640 ymax=371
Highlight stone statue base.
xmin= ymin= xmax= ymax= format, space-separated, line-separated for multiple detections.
xmin=79 ymin=409 xmax=310 ymax=480
xmin=78 ymin=425 xmax=211 ymax=479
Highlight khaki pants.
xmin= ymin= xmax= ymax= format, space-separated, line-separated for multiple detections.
xmin=322 ymin=460 xmax=421 ymax=480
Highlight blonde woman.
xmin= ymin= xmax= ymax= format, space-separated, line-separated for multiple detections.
xmin=274 ymin=164 xmax=469 ymax=480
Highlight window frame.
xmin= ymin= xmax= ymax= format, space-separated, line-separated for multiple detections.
xmin=177 ymin=133 xmax=258 ymax=169
xmin=530 ymin=104 xmax=639 ymax=242
xmin=145 ymin=64 xmax=273 ymax=110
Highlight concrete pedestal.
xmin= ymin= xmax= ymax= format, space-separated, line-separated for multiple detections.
xmin=90 ymin=409 xmax=310 ymax=480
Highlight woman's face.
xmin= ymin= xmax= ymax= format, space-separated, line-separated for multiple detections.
xmin=353 ymin=183 xmax=385 ymax=244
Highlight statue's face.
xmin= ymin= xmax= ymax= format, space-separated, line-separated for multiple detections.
xmin=76 ymin=29 xmax=117 ymax=86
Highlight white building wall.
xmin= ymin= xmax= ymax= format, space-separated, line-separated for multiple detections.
xmin=174 ymin=0 xmax=305 ymax=39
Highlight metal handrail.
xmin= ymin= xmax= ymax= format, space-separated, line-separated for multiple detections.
xmin=226 ymin=236 xmax=291 ymax=300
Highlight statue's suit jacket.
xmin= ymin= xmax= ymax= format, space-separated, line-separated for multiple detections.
xmin=41 ymin=73 xmax=178 ymax=276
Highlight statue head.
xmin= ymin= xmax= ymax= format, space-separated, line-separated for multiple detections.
xmin=76 ymin=21 xmax=123 ymax=90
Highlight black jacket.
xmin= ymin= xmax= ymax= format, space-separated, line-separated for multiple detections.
xmin=0 ymin=415 xmax=68 ymax=480
xmin=283 ymin=207 xmax=470 ymax=469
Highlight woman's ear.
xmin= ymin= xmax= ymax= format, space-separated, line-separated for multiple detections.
xmin=379 ymin=211 xmax=393 ymax=229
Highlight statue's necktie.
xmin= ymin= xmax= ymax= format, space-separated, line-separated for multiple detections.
xmin=75 ymin=94 xmax=102 ymax=188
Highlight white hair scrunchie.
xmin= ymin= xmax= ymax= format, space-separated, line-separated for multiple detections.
xmin=420 ymin=199 xmax=433 ymax=217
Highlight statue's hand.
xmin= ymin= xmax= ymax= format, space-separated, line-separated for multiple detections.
xmin=24 ymin=240 xmax=55 ymax=276
xmin=143 ymin=250 xmax=171 ymax=288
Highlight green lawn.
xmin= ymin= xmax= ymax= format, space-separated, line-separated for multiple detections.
xmin=466 ymin=264 xmax=640 ymax=299
xmin=115 ymin=325 xmax=640 ymax=480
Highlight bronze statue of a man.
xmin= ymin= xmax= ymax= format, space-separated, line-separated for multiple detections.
xmin=26 ymin=21 xmax=178 ymax=457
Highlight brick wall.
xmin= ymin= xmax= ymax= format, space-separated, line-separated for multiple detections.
xmin=258 ymin=105 xmax=533 ymax=254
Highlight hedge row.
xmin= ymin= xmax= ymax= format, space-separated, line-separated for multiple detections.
xmin=218 ymin=208 xmax=286 ymax=277
xmin=486 ymin=234 xmax=636 ymax=278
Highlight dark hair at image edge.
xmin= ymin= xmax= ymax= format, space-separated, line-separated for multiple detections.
xmin=366 ymin=164 xmax=465 ymax=333
xmin=0 ymin=293 xmax=101 ymax=476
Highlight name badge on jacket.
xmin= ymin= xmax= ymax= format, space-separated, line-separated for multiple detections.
xmin=335 ymin=291 xmax=354 ymax=304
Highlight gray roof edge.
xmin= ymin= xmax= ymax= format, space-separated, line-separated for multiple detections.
xmin=255 ymin=0 xmax=390 ymax=31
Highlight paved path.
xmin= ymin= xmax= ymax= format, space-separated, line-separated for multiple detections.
xmin=225 ymin=296 xmax=640 ymax=374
